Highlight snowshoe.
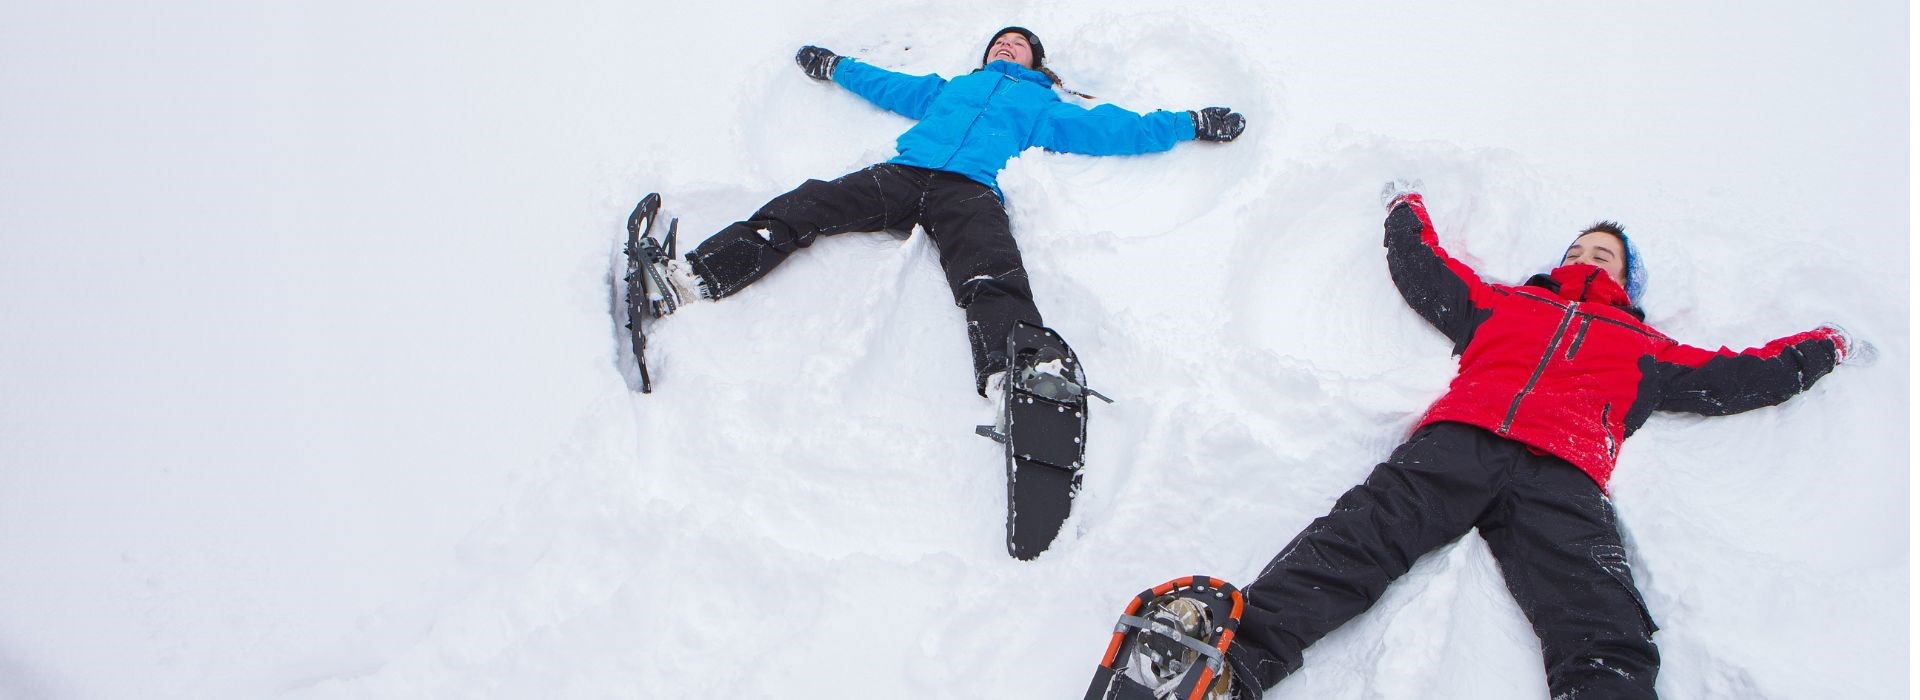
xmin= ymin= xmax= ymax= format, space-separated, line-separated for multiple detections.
xmin=618 ymin=193 xmax=681 ymax=393
xmin=1086 ymin=576 xmax=1245 ymax=700
xmin=975 ymin=321 xmax=1111 ymax=559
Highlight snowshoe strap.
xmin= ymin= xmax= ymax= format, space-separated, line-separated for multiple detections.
xmin=1114 ymin=614 xmax=1226 ymax=665
xmin=1017 ymin=368 xmax=1084 ymax=401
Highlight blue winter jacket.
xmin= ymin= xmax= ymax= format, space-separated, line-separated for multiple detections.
xmin=831 ymin=58 xmax=1196 ymax=192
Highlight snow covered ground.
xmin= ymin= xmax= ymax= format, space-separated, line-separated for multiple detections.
xmin=0 ymin=1 xmax=1907 ymax=698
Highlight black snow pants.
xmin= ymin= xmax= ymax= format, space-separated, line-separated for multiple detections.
xmin=683 ymin=163 xmax=1040 ymax=394
xmin=1229 ymin=421 xmax=1661 ymax=699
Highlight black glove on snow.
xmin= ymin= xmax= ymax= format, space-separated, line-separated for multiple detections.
xmin=1820 ymin=323 xmax=1877 ymax=367
xmin=1380 ymin=179 xmax=1423 ymax=210
xmin=795 ymin=46 xmax=841 ymax=81
xmin=1191 ymin=107 xmax=1246 ymax=142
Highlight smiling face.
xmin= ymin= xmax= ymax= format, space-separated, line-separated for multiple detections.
xmin=1562 ymin=230 xmax=1628 ymax=287
xmin=987 ymin=32 xmax=1035 ymax=68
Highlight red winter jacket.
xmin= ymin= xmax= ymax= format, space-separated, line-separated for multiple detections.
xmin=1385 ymin=194 xmax=1844 ymax=489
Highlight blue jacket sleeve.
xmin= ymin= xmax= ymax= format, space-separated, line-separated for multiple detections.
xmin=1030 ymin=102 xmax=1194 ymax=156
xmin=830 ymin=58 xmax=946 ymax=121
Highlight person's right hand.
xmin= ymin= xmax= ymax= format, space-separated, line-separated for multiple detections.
xmin=1380 ymin=179 xmax=1423 ymax=210
xmin=795 ymin=46 xmax=840 ymax=81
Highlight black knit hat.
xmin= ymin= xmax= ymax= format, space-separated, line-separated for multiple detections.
xmin=982 ymin=26 xmax=1044 ymax=68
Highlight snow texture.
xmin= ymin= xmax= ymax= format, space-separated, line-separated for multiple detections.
xmin=0 ymin=1 xmax=1908 ymax=699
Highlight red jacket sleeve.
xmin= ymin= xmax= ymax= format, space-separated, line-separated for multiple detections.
xmin=1383 ymin=194 xmax=1500 ymax=354
xmin=1651 ymin=327 xmax=1844 ymax=415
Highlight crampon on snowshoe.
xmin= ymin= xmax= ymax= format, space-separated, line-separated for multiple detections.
xmin=1085 ymin=576 xmax=1245 ymax=700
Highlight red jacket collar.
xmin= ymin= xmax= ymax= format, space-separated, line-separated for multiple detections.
xmin=1536 ymin=264 xmax=1633 ymax=307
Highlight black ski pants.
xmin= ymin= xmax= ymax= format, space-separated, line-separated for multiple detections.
xmin=684 ymin=163 xmax=1040 ymax=394
xmin=1229 ymin=421 xmax=1661 ymax=699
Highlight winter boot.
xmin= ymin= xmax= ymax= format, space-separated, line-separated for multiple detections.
xmin=643 ymin=251 xmax=709 ymax=318
xmin=635 ymin=236 xmax=683 ymax=319
xmin=983 ymin=369 xmax=1008 ymax=426
xmin=665 ymin=258 xmax=707 ymax=306
xmin=1014 ymin=345 xmax=1086 ymax=402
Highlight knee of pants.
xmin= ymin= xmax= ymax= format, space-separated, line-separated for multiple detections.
xmin=751 ymin=179 xmax=851 ymax=251
xmin=737 ymin=218 xmax=810 ymax=254
xmin=954 ymin=272 xmax=1034 ymax=308
xmin=757 ymin=178 xmax=837 ymax=218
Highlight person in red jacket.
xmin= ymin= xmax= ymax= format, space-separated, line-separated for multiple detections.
xmin=1135 ymin=181 xmax=1863 ymax=700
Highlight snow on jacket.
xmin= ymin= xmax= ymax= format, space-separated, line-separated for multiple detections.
xmin=1384 ymin=194 xmax=1844 ymax=489
xmin=831 ymin=58 xmax=1195 ymax=192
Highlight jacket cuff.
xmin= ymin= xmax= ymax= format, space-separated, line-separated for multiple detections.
xmin=829 ymin=56 xmax=860 ymax=87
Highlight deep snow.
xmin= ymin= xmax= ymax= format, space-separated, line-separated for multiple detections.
xmin=0 ymin=1 xmax=1908 ymax=698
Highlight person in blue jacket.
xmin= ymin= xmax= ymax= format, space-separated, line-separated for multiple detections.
xmin=661 ymin=27 xmax=1245 ymax=395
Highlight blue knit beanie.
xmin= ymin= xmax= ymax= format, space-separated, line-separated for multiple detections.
xmin=1619 ymin=232 xmax=1647 ymax=305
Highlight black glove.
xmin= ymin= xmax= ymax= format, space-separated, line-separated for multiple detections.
xmin=795 ymin=46 xmax=841 ymax=81
xmin=1819 ymin=323 xmax=1877 ymax=367
xmin=1190 ymin=107 xmax=1245 ymax=142
xmin=1380 ymin=179 xmax=1423 ymax=210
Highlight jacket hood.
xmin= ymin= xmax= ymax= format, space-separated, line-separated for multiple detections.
xmin=1528 ymin=264 xmax=1643 ymax=317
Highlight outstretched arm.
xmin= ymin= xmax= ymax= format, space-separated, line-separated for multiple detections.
xmin=1030 ymin=101 xmax=1198 ymax=156
xmin=794 ymin=46 xmax=946 ymax=120
xmin=1650 ymin=326 xmax=1851 ymax=415
xmin=1381 ymin=185 xmax=1500 ymax=353
xmin=791 ymin=46 xmax=948 ymax=119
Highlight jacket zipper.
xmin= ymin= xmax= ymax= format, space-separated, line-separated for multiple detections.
xmin=939 ymin=74 xmax=1011 ymax=171
xmin=1501 ymin=301 xmax=1579 ymax=433
xmin=1602 ymin=403 xmax=1617 ymax=458
xmin=1565 ymin=316 xmax=1592 ymax=360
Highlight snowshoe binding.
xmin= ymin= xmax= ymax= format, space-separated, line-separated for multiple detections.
xmin=618 ymin=192 xmax=682 ymax=393
xmin=976 ymin=321 xmax=1111 ymax=559
xmin=1086 ymin=576 xmax=1245 ymax=700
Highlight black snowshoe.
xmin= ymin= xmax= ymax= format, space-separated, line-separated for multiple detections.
xmin=617 ymin=193 xmax=681 ymax=393
xmin=976 ymin=321 xmax=1111 ymax=559
xmin=1086 ymin=576 xmax=1246 ymax=700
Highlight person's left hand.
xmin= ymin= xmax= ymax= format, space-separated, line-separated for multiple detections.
xmin=1191 ymin=107 xmax=1245 ymax=142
